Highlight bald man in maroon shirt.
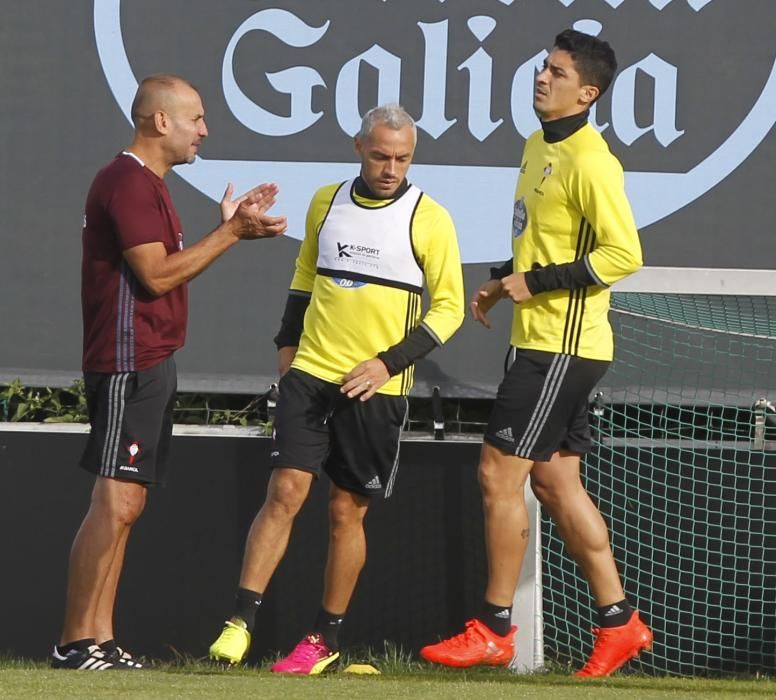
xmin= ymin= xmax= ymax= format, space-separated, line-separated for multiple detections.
xmin=52 ymin=74 xmax=287 ymax=670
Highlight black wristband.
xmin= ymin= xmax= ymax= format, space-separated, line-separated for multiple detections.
xmin=523 ymin=259 xmax=597 ymax=294
xmin=377 ymin=326 xmax=439 ymax=376
xmin=489 ymin=259 xmax=513 ymax=280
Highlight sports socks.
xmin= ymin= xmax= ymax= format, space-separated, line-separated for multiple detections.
xmin=597 ymin=599 xmax=633 ymax=628
xmin=480 ymin=601 xmax=513 ymax=637
xmin=313 ymin=608 xmax=344 ymax=651
xmin=234 ymin=587 xmax=263 ymax=632
xmin=98 ymin=639 xmax=117 ymax=654
xmin=56 ymin=638 xmax=95 ymax=655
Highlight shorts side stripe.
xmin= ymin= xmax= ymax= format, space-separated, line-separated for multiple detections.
xmin=109 ymin=375 xmax=131 ymax=476
xmin=521 ymin=354 xmax=570 ymax=455
xmin=515 ymin=354 xmax=570 ymax=457
xmin=514 ymin=355 xmax=558 ymax=456
xmin=100 ymin=374 xmax=118 ymax=475
xmin=514 ymin=355 xmax=567 ymax=456
xmin=101 ymin=373 xmax=130 ymax=477
xmin=106 ymin=373 xmax=129 ymax=477
xmin=384 ymin=398 xmax=408 ymax=499
xmin=525 ymin=354 xmax=571 ymax=455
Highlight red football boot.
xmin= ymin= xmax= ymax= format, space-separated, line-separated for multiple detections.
xmin=420 ymin=619 xmax=516 ymax=668
xmin=576 ymin=611 xmax=653 ymax=677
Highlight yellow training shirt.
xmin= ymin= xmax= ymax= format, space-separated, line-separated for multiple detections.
xmin=511 ymin=122 xmax=643 ymax=360
xmin=290 ymin=179 xmax=464 ymax=395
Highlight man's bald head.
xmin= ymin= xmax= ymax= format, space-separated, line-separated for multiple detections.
xmin=127 ymin=74 xmax=208 ymax=171
xmin=130 ymin=75 xmax=199 ymax=128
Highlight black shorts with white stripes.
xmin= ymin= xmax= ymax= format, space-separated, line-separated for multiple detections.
xmin=80 ymin=356 xmax=177 ymax=486
xmin=485 ymin=348 xmax=609 ymax=462
xmin=271 ymin=368 xmax=408 ymax=498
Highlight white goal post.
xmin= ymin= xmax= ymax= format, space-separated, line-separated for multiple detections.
xmin=510 ymin=484 xmax=544 ymax=672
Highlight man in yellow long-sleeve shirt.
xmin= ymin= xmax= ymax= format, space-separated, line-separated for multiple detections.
xmin=421 ymin=29 xmax=653 ymax=677
xmin=209 ymin=103 xmax=465 ymax=672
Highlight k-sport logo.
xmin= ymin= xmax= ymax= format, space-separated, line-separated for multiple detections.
xmin=337 ymin=243 xmax=352 ymax=258
xmin=338 ymin=243 xmax=380 ymax=258
xmin=94 ymin=1 xmax=776 ymax=264
xmin=333 ymin=241 xmax=381 ymax=270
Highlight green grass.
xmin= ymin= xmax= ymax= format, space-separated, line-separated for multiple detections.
xmin=2 ymin=656 xmax=773 ymax=700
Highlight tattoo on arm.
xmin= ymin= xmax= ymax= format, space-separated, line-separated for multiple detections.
xmin=521 ymin=528 xmax=530 ymax=540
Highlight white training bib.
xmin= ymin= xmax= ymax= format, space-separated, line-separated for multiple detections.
xmin=316 ymin=179 xmax=424 ymax=293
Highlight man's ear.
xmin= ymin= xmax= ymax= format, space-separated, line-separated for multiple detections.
xmin=581 ymin=85 xmax=600 ymax=106
xmin=153 ymin=110 xmax=169 ymax=134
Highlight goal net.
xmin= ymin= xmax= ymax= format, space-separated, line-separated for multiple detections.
xmin=541 ymin=268 xmax=776 ymax=676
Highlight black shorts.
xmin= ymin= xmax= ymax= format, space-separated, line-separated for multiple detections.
xmin=485 ymin=348 xmax=609 ymax=461
xmin=271 ymin=368 xmax=408 ymax=498
xmin=80 ymin=356 xmax=177 ymax=487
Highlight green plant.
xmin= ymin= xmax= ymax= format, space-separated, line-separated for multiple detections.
xmin=0 ymin=381 xmax=275 ymax=429
xmin=0 ymin=379 xmax=88 ymax=423
xmin=0 ymin=381 xmax=489 ymax=433
xmin=174 ymin=392 xmax=273 ymax=432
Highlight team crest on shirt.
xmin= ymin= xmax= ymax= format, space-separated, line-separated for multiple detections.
xmin=534 ymin=163 xmax=553 ymax=195
xmin=512 ymin=197 xmax=527 ymax=238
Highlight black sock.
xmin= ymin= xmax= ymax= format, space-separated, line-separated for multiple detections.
xmin=57 ymin=638 xmax=95 ymax=655
xmin=98 ymin=639 xmax=117 ymax=654
xmin=313 ymin=608 xmax=344 ymax=651
xmin=480 ymin=601 xmax=513 ymax=637
xmin=234 ymin=587 xmax=263 ymax=632
xmin=597 ymin=599 xmax=633 ymax=628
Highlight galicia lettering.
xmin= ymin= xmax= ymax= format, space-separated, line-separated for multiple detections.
xmin=94 ymin=0 xmax=776 ymax=264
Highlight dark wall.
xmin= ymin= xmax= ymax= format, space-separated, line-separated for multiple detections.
xmin=0 ymin=432 xmax=485 ymax=662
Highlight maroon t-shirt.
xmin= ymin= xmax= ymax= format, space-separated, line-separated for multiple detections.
xmin=81 ymin=153 xmax=188 ymax=372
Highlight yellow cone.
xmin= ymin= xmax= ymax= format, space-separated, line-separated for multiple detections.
xmin=343 ymin=663 xmax=381 ymax=675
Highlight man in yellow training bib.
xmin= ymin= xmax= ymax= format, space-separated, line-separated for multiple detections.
xmin=209 ymin=103 xmax=465 ymax=673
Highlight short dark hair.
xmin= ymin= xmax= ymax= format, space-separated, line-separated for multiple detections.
xmin=130 ymin=74 xmax=198 ymax=125
xmin=554 ymin=29 xmax=617 ymax=99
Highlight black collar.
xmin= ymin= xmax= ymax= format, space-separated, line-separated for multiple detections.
xmin=541 ymin=110 xmax=589 ymax=144
xmin=354 ymin=175 xmax=410 ymax=201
